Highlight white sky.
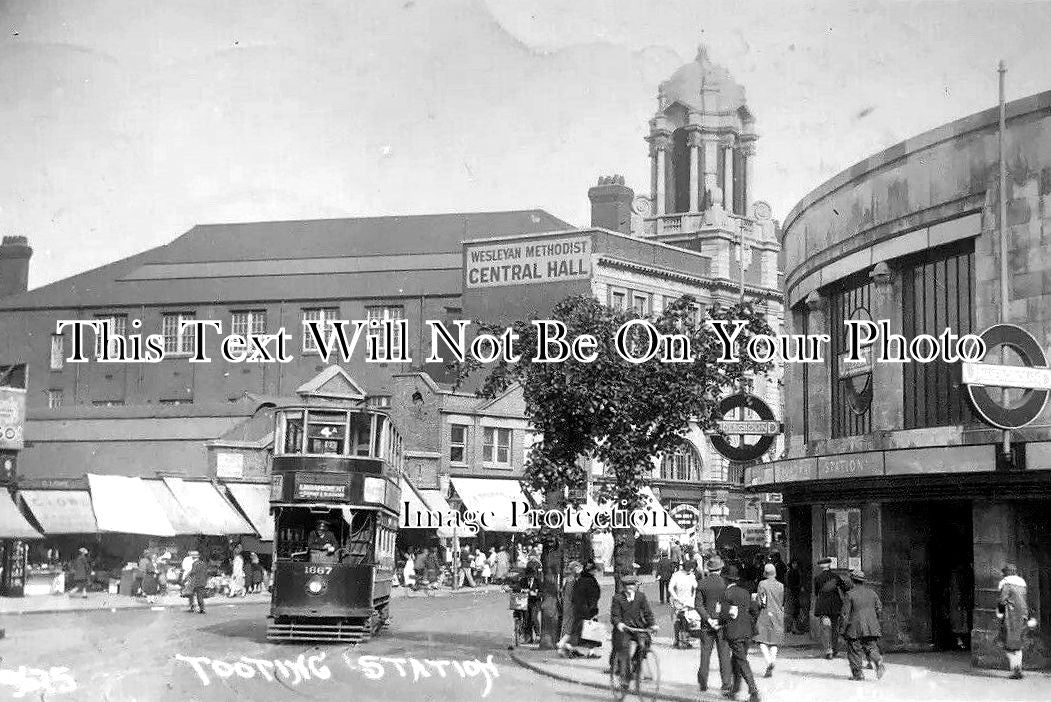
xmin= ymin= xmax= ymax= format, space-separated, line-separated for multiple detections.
xmin=3 ymin=0 xmax=1050 ymax=288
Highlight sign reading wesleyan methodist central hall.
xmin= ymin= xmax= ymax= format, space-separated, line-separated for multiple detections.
xmin=465 ymin=235 xmax=591 ymax=288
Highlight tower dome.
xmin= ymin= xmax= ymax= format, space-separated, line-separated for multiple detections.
xmin=659 ymin=47 xmax=749 ymax=118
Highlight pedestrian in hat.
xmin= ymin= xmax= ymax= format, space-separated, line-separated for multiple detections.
xmin=997 ymin=564 xmax=1037 ymax=679
xmin=813 ymin=557 xmax=845 ymax=659
xmin=556 ymin=560 xmax=582 ymax=655
xmin=182 ymin=551 xmax=208 ymax=614
xmin=70 ymin=547 xmax=91 ymax=599
xmin=755 ymin=563 xmax=785 ymax=677
xmin=610 ymin=574 xmax=657 ymax=692
xmin=839 ymin=569 xmax=885 ymax=681
xmin=695 ymin=555 xmax=733 ymax=694
xmin=717 ymin=565 xmax=761 ymax=702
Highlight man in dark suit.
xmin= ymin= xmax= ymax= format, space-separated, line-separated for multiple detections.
xmin=655 ymin=553 xmax=675 ymax=604
xmin=813 ymin=557 xmax=845 ymax=658
xmin=610 ymin=575 xmax=657 ymax=692
xmin=717 ymin=564 xmax=761 ymax=702
xmin=695 ymin=556 xmax=733 ymax=694
xmin=839 ymin=569 xmax=885 ymax=681
xmin=182 ymin=551 xmax=209 ymax=614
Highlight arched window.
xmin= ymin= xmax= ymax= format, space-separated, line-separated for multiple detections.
xmin=660 ymin=442 xmax=701 ymax=482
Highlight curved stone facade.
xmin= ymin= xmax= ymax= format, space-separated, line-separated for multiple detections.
xmin=748 ymin=90 xmax=1051 ymax=668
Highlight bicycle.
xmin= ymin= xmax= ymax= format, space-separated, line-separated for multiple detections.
xmin=609 ymin=625 xmax=661 ymax=702
xmin=508 ymin=590 xmax=532 ymax=648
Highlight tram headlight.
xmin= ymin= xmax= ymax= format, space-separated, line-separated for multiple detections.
xmin=306 ymin=578 xmax=326 ymax=595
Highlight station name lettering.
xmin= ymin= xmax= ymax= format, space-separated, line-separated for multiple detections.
xmin=54 ymin=318 xmax=989 ymax=367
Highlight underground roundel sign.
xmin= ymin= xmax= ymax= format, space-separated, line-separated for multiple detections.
xmin=963 ymin=323 xmax=1051 ymax=430
xmin=707 ymin=393 xmax=782 ymax=463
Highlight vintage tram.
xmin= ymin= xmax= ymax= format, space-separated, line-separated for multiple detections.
xmin=267 ymin=401 xmax=403 ymax=643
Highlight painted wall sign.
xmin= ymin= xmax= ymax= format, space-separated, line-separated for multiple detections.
xmin=465 ymin=236 xmax=591 ymax=288
xmin=216 ymin=452 xmax=245 ymax=479
xmin=817 ymin=452 xmax=884 ymax=480
xmin=0 ymin=387 xmax=26 ymax=450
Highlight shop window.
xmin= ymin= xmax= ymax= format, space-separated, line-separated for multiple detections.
xmin=46 ymin=389 xmax=63 ymax=408
xmin=901 ymin=239 xmax=976 ymax=429
xmin=365 ymin=306 xmax=404 ymax=359
xmin=828 ymin=274 xmax=873 ymax=438
xmin=483 ymin=427 xmax=511 ymax=466
xmin=50 ymin=335 xmax=64 ymax=370
xmin=301 ymin=307 xmax=341 ymax=353
xmin=449 ymin=424 xmax=467 ymax=464
xmin=94 ymin=314 xmax=127 ymax=358
xmin=823 ymin=507 xmax=862 ymax=571
xmin=161 ymin=312 xmax=196 ymax=355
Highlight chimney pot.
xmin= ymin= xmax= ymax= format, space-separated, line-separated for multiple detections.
xmin=0 ymin=235 xmax=32 ymax=297
xmin=588 ymin=177 xmax=634 ymax=235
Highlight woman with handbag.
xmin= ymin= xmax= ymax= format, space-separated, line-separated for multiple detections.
xmin=569 ymin=561 xmax=602 ymax=658
xmin=998 ymin=563 xmax=1037 ymax=679
xmin=557 ymin=560 xmax=582 ymax=655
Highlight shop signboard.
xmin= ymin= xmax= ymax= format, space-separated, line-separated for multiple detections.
xmin=464 ymin=235 xmax=591 ymax=288
xmin=669 ymin=504 xmax=699 ymax=531
xmin=216 ymin=452 xmax=245 ymax=479
xmin=0 ymin=387 xmax=26 ymax=450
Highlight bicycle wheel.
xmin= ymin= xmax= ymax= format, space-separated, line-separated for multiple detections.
xmin=634 ymin=650 xmax=660 ymax=702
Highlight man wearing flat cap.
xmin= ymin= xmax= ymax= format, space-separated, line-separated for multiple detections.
xmin=695 ymin=555 xmax=733 ymax=694
xmin=813 ymin=557 xmax=845 ymax=659
xmin=716 ymin=564 xmax=761 ymax=702
xmin=610 ymin=575 xmax=657 ymax=692
xmin=839 ymin=569 xmax=885 ymax=681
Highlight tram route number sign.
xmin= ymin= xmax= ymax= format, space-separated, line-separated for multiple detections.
xmin=707 ymin=393 xmax=782 ymax=463
xmin=963 ymin=323 xmax=1051 ymax=430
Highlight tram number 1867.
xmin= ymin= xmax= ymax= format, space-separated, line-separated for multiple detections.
xmin=304 ymin=566 xmax=333 ymax=575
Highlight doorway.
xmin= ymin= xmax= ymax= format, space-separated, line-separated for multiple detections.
xmin=927 ymin=501 xmax=974 ymax=651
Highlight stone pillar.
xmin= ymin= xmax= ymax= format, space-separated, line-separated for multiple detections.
xmin=971 ymin=499 xmax=1016 ymax=669
xmin=722 ymin=139 xmax=735 ymax=210
xmin=701 ymin=133 xmax=720 ymax=206
xmin=869 ymin=262 xmax=903 ymax=431
xmin=805 ymin=291 xmax=831 ymax=442
xmin=688 ymin=131 xmax=702 ymax=212
xmin=652 ymin=135 xmax=670 ymax=216
xmin=740 ymin=141 xmax=756 ymax=219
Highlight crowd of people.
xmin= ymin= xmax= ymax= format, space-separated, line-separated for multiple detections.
xmin=399 ymin=542 xmax=536 ymax=590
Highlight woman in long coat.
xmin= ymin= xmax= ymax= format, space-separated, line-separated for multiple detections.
xmin=494 ymin=546 xmax=510 ymax=583
xmin=568 ymin=561 xmax=601 ymax=657
xmin=998 ymin=563 xmax=1035 ymax=679
xmin=557 ymin=561 xmax=581 ymax=654
xmin=755 ymin=563 xmax=786 ymax=677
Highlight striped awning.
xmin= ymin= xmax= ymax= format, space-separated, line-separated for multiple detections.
xmin=87 ymin=474 xmax=176 ymax=536
xmin=162 ymin=478 xmax=255 ymax=535
xmin=0 ymin=491 xmax=42 ymax=539
xmin=224 ymin=482 xmax=273 ymax=541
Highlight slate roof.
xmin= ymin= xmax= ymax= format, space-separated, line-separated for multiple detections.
xmin=0 ymin=210 xmax=572 ymax=311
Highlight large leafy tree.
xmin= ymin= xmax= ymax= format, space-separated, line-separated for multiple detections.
xmin=459 ymin=294 xmax=774 ymax=649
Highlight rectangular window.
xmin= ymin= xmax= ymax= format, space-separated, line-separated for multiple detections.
xmin=230 ymin=310 xmax=267 ymax=358
xmin=824 ymin=507 xmax=862 ymax=571
xmin=301 ymin=307 xmax=341 ymax=353
xmin=901 ymin=240 xmax=976 ymax=429
xmin=50 ymin=335 xmax=64 ymax=370
xmin=94 ymin=314 xmax=127 ymax=358
xmin=483 ymin=427 xmax=511 ymax=465
xmin=47 ymin=390 xmax=63 ymax=408
xmin=828 ymin=275 xmax=873 ymax=439
xmin=161 ymin=312 xmax=196 ymax=355
xmin=609 ymin=289 xmax=627 ymax=311
xmin=632 ymin=293 xmax=650 ymax=315
xmin=449 ymin=425 xmax=467 ymax=464
xmin=365 ymin=306 xmax=404 ymax=360
xmin=796 ymin=304 xmax=810 ymax=444
xmin=159 ymin=398 xmax=192 ymax=406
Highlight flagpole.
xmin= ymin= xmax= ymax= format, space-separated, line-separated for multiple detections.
xmin=998 ymin=61 xmax=1011 ymax=458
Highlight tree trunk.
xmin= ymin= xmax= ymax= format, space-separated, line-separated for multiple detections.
xmin=612 ymin=527 xmax=636 ymax=595
xmin=539 ymin=488 xmax=564 ymax=650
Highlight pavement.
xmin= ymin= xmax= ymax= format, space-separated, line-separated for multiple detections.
xmin=0 ymin=582 xmax=507 ymax=616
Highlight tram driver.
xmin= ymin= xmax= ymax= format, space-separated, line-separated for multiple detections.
xmin=307 ymin=520 xmax=340 ymax=563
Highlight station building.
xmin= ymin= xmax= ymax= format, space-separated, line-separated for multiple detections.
xmin=745 ymin=90 xmax=1051 ymax=668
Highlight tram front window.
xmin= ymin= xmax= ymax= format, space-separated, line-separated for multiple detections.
xmin=306 ymin=411 xmax=346 ymax=454
xmin=275 ymin=508 xmax=376 ymax=566
xmin=284 ymin=411 xmax=304 ymax=454
xmin=349 ymin=413 xmax=372 ymax=456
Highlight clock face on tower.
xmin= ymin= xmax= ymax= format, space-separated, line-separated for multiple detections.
xmin=631 ymin=196 xmax=652 ymax=217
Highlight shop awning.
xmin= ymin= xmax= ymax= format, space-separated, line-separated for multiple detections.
xmin=224 ymin=483 xmax=273 ymax=541
xmin=0 ymin=492 xmax=42 ymax=539
xmin=419 ymin=489 xmax=456 ymax=538
xmin=87 ymin=474 xmax=176 ymax=536
xmin=449 ymin=477 xmax=533 ymax=533
xmin=144 ymin=480 xmax=200 ymax=535
xmin=635 ymin=487 xmax=687 ymax=537
xmin=19 ymin=490 xmax=97 ymax=534
xmin=162 ymin=478 xmax=255 ymax=535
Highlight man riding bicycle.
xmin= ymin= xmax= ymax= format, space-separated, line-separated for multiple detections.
xmin=611 ymin=575 xmax=659 ymax=691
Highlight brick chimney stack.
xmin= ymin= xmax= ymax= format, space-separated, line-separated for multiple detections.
xmin=0 ymin=236 xmax=32 ymax=297
xmin=588 ymin=175 xmax=633 ymax=235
